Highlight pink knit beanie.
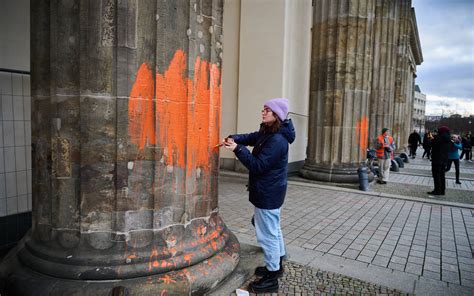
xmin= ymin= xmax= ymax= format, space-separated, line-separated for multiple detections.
xmin=264 ymin=98 xmax=289 ymax=121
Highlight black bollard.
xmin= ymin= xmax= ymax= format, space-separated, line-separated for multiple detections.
xmin=358 ymin=166 xmax=369 ymax=191
xmin=399 ymin=152 xmax=410 ymax=163
xmin=390 ymin=159 xmax=399 ymax=172
xmin=394 ymin=156 xmax=404 ymax=168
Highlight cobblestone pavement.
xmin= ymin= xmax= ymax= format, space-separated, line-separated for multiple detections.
xmin=237 ymin=261 xmax=410 ymax=296
xmin=219 ymin=163 xmax=474 ymax=295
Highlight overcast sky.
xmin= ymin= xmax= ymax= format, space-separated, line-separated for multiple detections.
xmin=414 ymin=0 xmax=474 ymax=116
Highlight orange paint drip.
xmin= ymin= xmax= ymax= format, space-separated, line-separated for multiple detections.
xmin=129 ymin=63 xmax=156 ymax=150
xmin=356 ymin=117 xmax=369 ymax=154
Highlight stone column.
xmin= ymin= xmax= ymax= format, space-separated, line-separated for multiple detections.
xmin=300 ymin=0 xmax=376 ymax=183
xmin=393 ymin=0 xmax=411 ymax=150
xmin=368 ymin=0 xmax=400 ymax=142
xmin=3 ymin=1 xmax=238 ymax=295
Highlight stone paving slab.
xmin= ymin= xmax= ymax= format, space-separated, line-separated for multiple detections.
xmin=219 ymin=174 xmax=474 ymax=295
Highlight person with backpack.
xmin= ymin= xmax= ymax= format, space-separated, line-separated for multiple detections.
xmin=374 ymin=128 xmax=395 ymax=184
xmin=446 ymin=134 xmax=463 ymax=184
xmin=221 ymin=98 xmax=295 ymax=293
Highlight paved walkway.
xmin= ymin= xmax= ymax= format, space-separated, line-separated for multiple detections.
xmin=390 ymin=156 xmax=474 ymax=191
xmin=218 ymin=156 xmax=474 ymax=295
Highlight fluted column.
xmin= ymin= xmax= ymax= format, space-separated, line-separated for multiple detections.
xmin=4 ymin=1 xmax=238 ymax=295
xmin=300 ymin=0 xmax=375 ymax=183
xmin=368 ymin=0 xmax=400 ymax=142
xmin=393 ymin=0 xmax=411 ymax=150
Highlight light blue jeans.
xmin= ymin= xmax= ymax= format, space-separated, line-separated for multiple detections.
xmin=254 ymin=207 xmax=285 ymax=271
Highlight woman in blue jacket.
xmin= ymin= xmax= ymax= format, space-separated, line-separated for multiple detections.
xmin=222 ymin=98 xmax=295 ymax=293
xmin=445 ymin=134 xmax=462 ymax=184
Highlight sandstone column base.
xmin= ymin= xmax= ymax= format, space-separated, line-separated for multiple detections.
xmin=300 ymin=163 xmax=373 ymax=183
xmin=1 ymin=232 xmax=239 ymax=296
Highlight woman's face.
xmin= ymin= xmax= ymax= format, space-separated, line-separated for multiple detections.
xmin=261 ymin=107 xmax=277 ymax=124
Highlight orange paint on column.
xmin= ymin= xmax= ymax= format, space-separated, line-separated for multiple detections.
xmin=128 ymin=63 xmax=156 ymax=150
xmin=356 ymin=117 xmax=369 ymax=153
xmin=156 ymin=50 xmax=188 ymax=167
xmin=187 ymin=57 xmax=211 ymax=175
xmin=209 ymin=64 xmax=222 ymax=159
xmin=129 ymin=50 xmax=222 ymax=177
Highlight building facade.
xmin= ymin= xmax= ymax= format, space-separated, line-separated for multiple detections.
xmin=221 ymin=0 xmax=422 ymax=182
xmin=412 ymin=85 xmax=427 ymax=132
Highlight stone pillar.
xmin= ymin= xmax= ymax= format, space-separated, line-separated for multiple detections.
xmin=393 ymin=0 xmax=411 ymax=151
xmin=368 ymin=0 xmax=400 ymax=142
xmin=2 ymin=1 xmax=238 ymax=295
xmin=300 ymin=0 xmax=375 ymax=183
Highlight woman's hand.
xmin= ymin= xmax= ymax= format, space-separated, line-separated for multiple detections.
xmin=223 ymin=137 xmax=237 ymax=151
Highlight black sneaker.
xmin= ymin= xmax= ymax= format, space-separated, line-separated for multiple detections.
xmin=456 ymin=181 xmax=461 ymax=184
xmin=254 ymin=266 xmax=283 ymax=277
xmin=248 ymin=271 xmax=279 ymax=293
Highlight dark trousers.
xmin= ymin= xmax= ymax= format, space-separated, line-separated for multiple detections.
xmin=409 ymin=145 xmax=418 ymax=157
xmin=422 ymin=148 xmax=431 ymax=159
xmin=432 ymin=164 xmax=446 ymax=194
xmin=460 ymin=149 xmax=472 ymax=160
xmin=446 ymin=159 xmax=460 ymax=182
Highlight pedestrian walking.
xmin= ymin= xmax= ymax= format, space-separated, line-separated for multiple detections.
xmin=408 ymin=130 xmax=422 ymax=159
xmin=460 ymin=132 xmax=472 ymax=162
xmin=374 ymin=128 xmax=395 ymax=184
xmin=221 ymin=98 xmax=295 ymax=293
xmin=445 ymin=134 xmax=462 ymax=184
xmin=428 ymin=126 xmax=451 ymax=196
xmin=422 ymin=130 xmax=433 ymax=159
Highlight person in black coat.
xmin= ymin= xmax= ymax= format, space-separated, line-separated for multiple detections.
xmin=422 ymin=131 xmax=433 ymax=159
xmin=428 ymin=126 xmax=451 ymax=196
xmin=408 ymin=130 xmax=422 ymax=159
xmin=460 ymin=132 xmax=472 ymax=161
xmin=221 ymin=98 xmax=295 ymax=293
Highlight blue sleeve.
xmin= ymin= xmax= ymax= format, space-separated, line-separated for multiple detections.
xmin=231 ymin=131 xmax=260 ymax=147
xmin=234 ymin=136 xmax=285 ymax=175
xmin=454 ymin=142 xmax=462 ymax=150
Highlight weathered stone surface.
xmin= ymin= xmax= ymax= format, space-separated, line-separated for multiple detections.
xmin=301 ymin=0 xmax=376 ymax=183
xmin=1 ymin=0 xmax=238 ymax=295
xmin=302 ymin=0 xmax=422 ymax=182
xmin=369 ymin=0 xmax=400 ymax=143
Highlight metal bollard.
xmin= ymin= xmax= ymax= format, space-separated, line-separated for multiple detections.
xmin=394 ymin=156 xmax=404 ymax=168
xmin=390 ymin=159 xmax=399 ymax=172
xmin=399 ymin=152 xmax=410 ymax=163
xmin=358 ymin=166 xmax=369 ymax=191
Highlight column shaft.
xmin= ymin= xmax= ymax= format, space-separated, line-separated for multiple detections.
xmin=368 ymin=0 xmax=400 ymax=142
xmin=5 ymin=1 xmax=238 ymax=295
xmin=301 ymin=0 xmax=375 ymax=183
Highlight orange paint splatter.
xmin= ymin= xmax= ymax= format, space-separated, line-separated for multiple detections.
xmin=356 ymin=117 xmax=369 ymax=154
xmin=148 ymin=248 xmax=159 ymax=272
xmin=161 ymin=274 xmax=176 ymax=285
xmin=128 ymin=63 xmax=156 ymax=150
xmin=128 ymin=50 xmax=222 ymax=175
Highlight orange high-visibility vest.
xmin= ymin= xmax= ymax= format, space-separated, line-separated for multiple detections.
xmin=376 ymin=135 xmax=394 ymax=158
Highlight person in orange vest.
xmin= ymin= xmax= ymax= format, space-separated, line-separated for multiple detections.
xmin=375 ymin=128 xmax=395 ymax=184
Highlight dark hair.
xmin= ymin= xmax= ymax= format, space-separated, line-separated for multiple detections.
xmin=261 ymin=116 xmax=282 ymax=134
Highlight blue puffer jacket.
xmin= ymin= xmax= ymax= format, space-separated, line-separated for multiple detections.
xmin=231 ymin=119 xmax=296 ymax=209
xmin=448 ymin=141 xmax=462 ymax=160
